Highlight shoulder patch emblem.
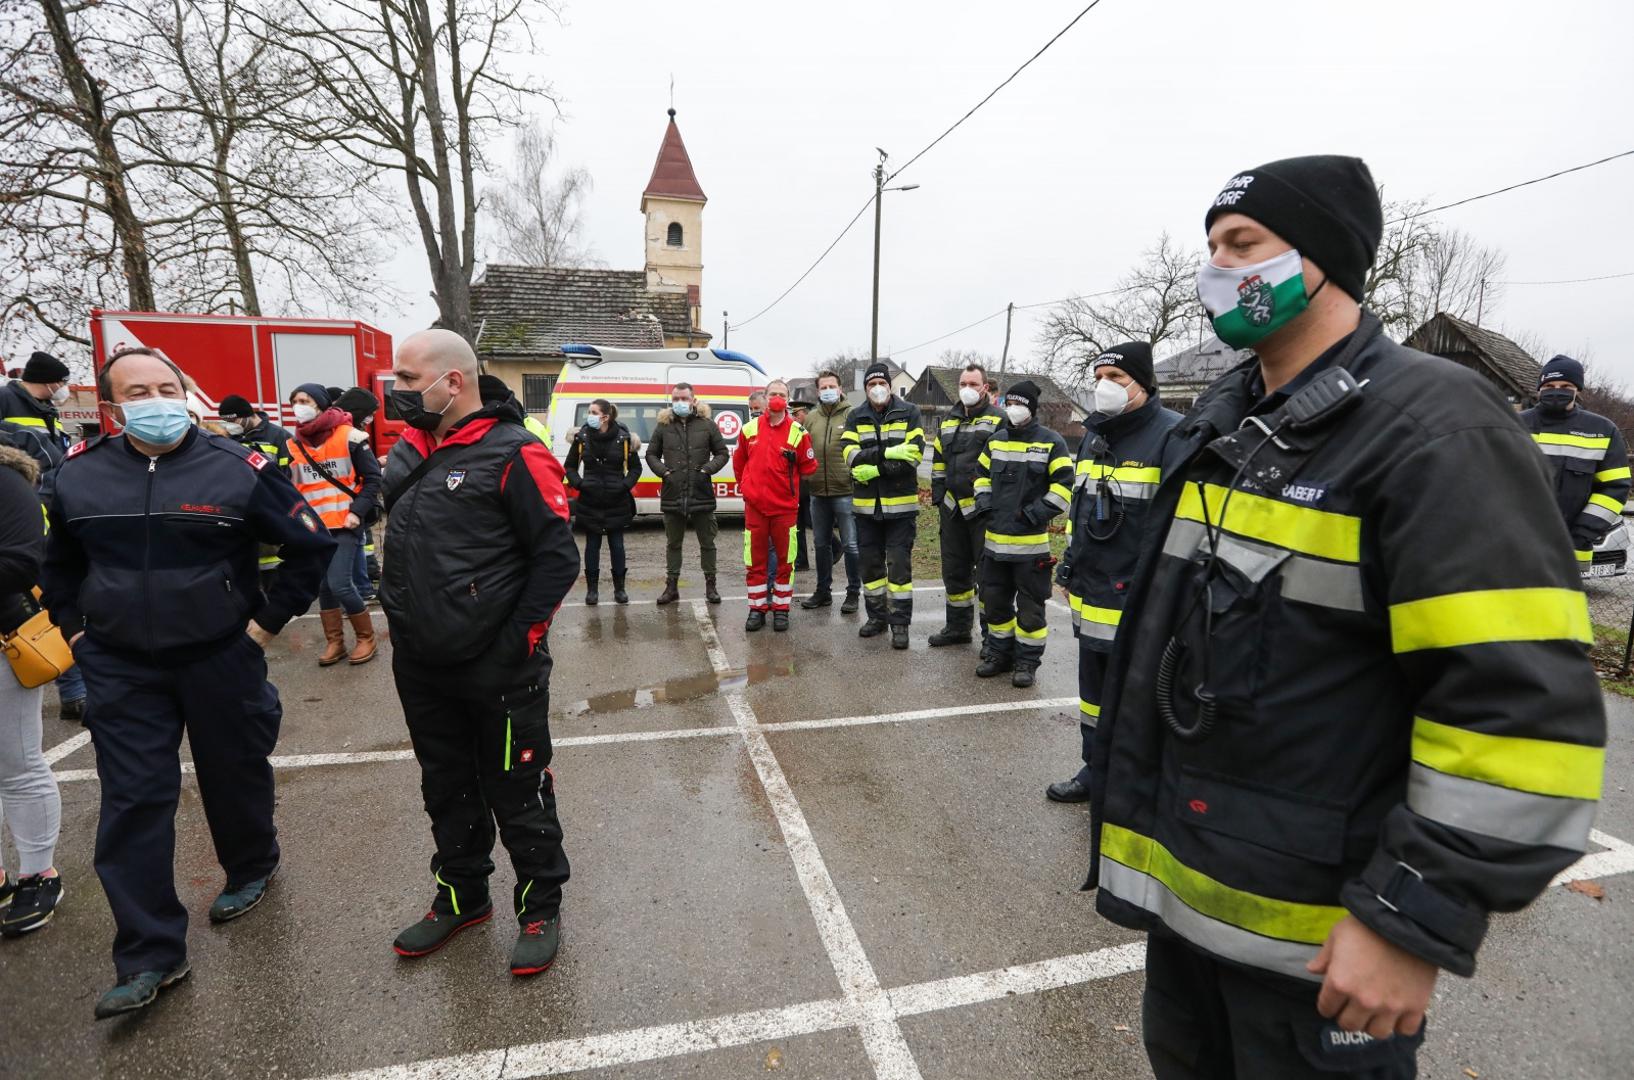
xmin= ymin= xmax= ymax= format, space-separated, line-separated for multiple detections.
xmin=245 ymin=451 xmax=269 ymax=471
xmin=446 ymin=469 xmax=467 ymax=491
xmin=298 ymin=507 xmax=321 ymax=532
xmin=66 ymin=439 xmax=92 ymax=459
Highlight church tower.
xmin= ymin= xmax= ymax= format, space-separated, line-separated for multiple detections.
xmin=642 ymin=108 xmax=706 ymax=329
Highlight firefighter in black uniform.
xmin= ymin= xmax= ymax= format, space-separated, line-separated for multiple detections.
xmin=41 ymin=347 xmax=334 ymax=1019
xmin=928 ymin=362 xmax=1003 ymax=649
xmin=380 ymin=330 xmax=579 ymax=977
xmin=841 ymin=361 xmax=926 ymax=650
xmin=1092 ymin=156 xmax=1605 ymax=1079
xmin=217 ymin=394 xmax=293 ymax=469
xmin=1519 ymin=356 xmax=1631 ymax=572
xmin=972 ymin=380 xmax=1073 ymax=688
xmin=1047 ymin=342 xmax=1180 ymax=803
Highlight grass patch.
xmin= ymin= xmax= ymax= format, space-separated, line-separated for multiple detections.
xmin=1592 ymin=621 xmax=1634 ymax=696
xmin=908 ymin=485 xmax=1069 ymax=580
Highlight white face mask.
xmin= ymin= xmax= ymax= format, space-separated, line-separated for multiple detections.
xmin=292 ymin=403 xmax=319 ymax=424
xmin=222 ymin=421 xmax=245 ymax=436
xmin=1093 ymin=377 xmax=1132 ymax=417
xmin=867 ymin=384 xmax=890 ymax=405
xmin=1004 ymin=404 xmax=1032 ymax=427
xmin=818 ymin=388 xmax=840 ymax=405
xmin=958 ymin=386 xmax=983 ymax=408
xmin=51 ymin=384 xmax=71 ymax=404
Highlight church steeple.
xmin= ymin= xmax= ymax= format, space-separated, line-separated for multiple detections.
xmin=641 ymin=108 xmax=707 ymax=211
xmin=643 ymin=109 xmax=704 ymax=322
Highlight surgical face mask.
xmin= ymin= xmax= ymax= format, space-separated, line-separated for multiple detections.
xmin=222 ymin=421 xmax=245 ymax=436
xmin=958 ymin=386 xmax=983 ymax=408
xmin=1538 ymin=387 xmax=1577 ymax=417
xmin=585 ymin=412 xmax=604 ymax=432
xmin=867 ymin=384 xmax=890 ymax=406
xmin=818 ymin=388 xmax=840 ymax=405
xmin=1093 ymin=377 xmax=1132 ymax=417
xmin=671 ymin=399 xmax=693 ymax=418
xmin=767 ymin=393 xmax=787 ymax=413
xmin=291 ymin=403 xmax=319 ymax=424
xmin=1004 ymin=404 xmax=1032 ymax=427
xmin=118 ymin=397 xmax=191 ymax=447
xmin=1196 ymin=247 xmax=1311 ymax=349
xmin=388 ymin=371 xmax=454 ymax=432
xmin=51 ymin=384 xmax=70 ymax=405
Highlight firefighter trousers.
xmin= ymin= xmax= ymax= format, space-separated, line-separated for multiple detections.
xmin=393 ymin=653 xmax=570 ymax=924
xmin=1142 ymin=933 xmax=1421 ymax=1079
xmin=856 ymin=512 xmax=915 ymax=626
xmin=1072 ymin=643 xmax=1109 ymax=787
xmin=938 ymin=504 xmax=987 ymax=636
xmin=744 ymin=506 xmax=798 ymax=612
xmin=981 ymin=557 xmax=1052 ymax=665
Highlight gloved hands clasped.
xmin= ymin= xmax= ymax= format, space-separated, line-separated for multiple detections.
xmin=851 ymin=463 xmax=881 ymax=484
xmin=882 ymin=444 xmax=915 ymax=462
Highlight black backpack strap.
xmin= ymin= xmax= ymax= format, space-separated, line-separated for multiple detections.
xmin=383 ymin=442 xmax=478 ymax=512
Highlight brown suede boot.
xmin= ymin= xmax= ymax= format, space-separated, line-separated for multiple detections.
xmin=655 ymin=574 xmax=680 ymax=605
xmin=318 ymin=608 xmax=346 ymax=666
xmin=347 ymin=610 xmax=377 ymax=665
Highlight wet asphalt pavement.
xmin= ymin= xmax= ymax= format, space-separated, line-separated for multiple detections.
xmin=2 ymin=519 xmax=1631 ymax=1079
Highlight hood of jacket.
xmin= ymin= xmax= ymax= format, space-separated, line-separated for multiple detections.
xmin=657 ymin=401 xmax=712 ymax=424
xmin=0 ymin=444 xmax=40 ymax=486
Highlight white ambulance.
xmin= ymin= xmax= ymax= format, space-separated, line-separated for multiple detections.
xmin=543 ymin=344 xmax=766 ymax=515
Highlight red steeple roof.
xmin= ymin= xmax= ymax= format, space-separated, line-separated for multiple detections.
xmin=641 ymin=109 xmax=706 ymax=208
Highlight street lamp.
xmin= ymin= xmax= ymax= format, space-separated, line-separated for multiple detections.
xmin=871 ymin=148 xmax=920 ymax=362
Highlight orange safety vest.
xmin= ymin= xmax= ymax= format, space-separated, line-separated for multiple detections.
xmin=289 ymin=425 xmax=360 ymax=529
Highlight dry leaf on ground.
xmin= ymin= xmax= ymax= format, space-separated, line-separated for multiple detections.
xmin=1566 ymin=880 xmax=1606 ymax=901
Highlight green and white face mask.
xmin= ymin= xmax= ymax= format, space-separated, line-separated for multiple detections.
xmin=1196 ymin=247 xmax=1313 ymax=349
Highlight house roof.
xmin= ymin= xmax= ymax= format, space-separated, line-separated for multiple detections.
xmin=471 ymin=265 xmax=708 ymax=357
xmin=1157 ymin=337 xmax=1252 ymax=385
xmin=641 ymin=109 xmax=706 ymax=208
xmin=1403 ymin=312 xmax=1540 ymax=399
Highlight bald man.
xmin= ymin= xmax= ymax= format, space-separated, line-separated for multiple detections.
xmin=379 ymin=330 xmax=580 ymax=977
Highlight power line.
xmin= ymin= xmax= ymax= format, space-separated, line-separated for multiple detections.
xmin=893 ymin=307 xmax=1010 ymax=356
xmin=1390 ymin=149 xmax=1634 ymax=223
xmin=728 ymin=196 xmax=876 ymax=331
xmin=886 ymin=1 xmax=1108 ymax=184
xmin=1497 ymin=270 xmax=1634 ymax=286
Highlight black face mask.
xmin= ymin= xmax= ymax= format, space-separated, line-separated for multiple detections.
xmin=1538 ymin=387 xmax=1576 ymax=417
xmin=388 ymin=372 xmax=453 ymax=432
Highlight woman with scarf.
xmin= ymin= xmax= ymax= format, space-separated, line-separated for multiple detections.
xmin=563 ymin=399 xmax=640 ymax=605
xmin=287 ymin=383 xmax=382 ymax=664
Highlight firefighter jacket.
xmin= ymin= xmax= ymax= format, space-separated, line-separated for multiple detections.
xmin=1091 ymin=313 xmax=1605 ymax=984
xmin=231 ymin=413 xmax=293 ymax=469
xmin=973 ymin=420 xmax=1072 ymax=561
xmin=803 ymin=398 xmax=854 ymax=498
xmin=732 ymin=411 xmax=816 ymax=515
xmin=841 ymin=396 xmax=925 ymax=518
xmin=1058 ymin=394 xmax=1183 ymax=650
xmin=40 ymin=428 xmax=335 ymax=665
xmin=930 ymin=399 xmax=1004 ymax=517
xmin=1518 ymin=403 xmax=1631 ymax=561
xmin=0 ymin=381 xmax=62 ymax=446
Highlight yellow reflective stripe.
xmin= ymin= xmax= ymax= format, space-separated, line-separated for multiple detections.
xmin=947 ymin=588 xmax=976 ymax=603
xmin=973 ymin=478 xmax=991 ymax=490
xmin=877 ymin=421 xmax=910 ymax=433
xmin=1596 ymin=466 xmax=1631 ymax=483
xmin=1589 ymin=492 xmax=1624 ymax=514
xmin=743 ymin=529 xmax=752 ymax=567
xmin=1176 ymin=482 xmax=1360 ymax=563
xmin=1078 ymin=462 xmax=1163 ymax=484
xmin=1078 ymin=603 xmax=1121 ymax=626
xmin=4 ymin=416 xmax=45 ymax=427
xmin=1411 ymin=716 xmax=1604 ymax=800
xmin=978 ymin=452 xmax=990 ymax=467
xmin=903 ymin=427 xmax=923 ymax=442
xmin=1100 ymin=824 xmax=1346 ymax=945
xmin=988 ymin=439 xmax=1057 ymax=452
xmin=988 ymin=618 xmax=1017 ymax=633
xmin=434 ymin=870 xmax=461 ymax=916
xmin=1389 ymin=587 xmax=1592 ymax=652
xmin=876 ymin=494 xmax=918 ymax=507
xmin=841 ymin=430 xmax=860 ymax=443
xmin=956 ymin=496 xmax=976 ymax=508
xmin=931 ymin=462 xmax=947 ymax=473
xmin=1576 ymin=548 xmax=1594 ymax=563
xmin=986 ymin=531 xmax=1048 ymax=545
xmin=1080 ymin=700 xmax=1101 ymax=718
xmin=1533 ymin=432 xmax=1610 ymax=450
xmin=1016 ymin=624 xmax=1047 ymax=640
xmin=1048 ymin=483 xmax=1072 ymax=502
xmin=887 ymin=580 xmax=913 ymax=594
xmin=1049 ymin=456 xmax=1073 ymax=473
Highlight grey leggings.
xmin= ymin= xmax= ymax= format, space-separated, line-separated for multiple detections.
xmin=0 ymin=668 xmax=60 ymax=877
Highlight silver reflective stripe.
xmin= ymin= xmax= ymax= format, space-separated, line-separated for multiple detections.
xmin=1163 ymin=518 xmax=1207 ymax=560
xmin=1078 ymin=619 xmax=1116 ymax=641
xmin=879 ymin=502 xmax=918 ymax=516
xmin=1535 ymin=443 xmax=1604 ymax=462
xmin=989 ymin=448 xmax=1050 ymax=463
xmin=1214 ymin=535 xmax=1290 ymax=585
xmin=1584 ymin=501 xmax=1622 ymax=526
xmin=1407 ymin=764 xmax=1596 ymax=852
xmin=942 ymin=491 xmax=956 ymax=512
xmin=1161 ymin=520 xmax=1365 ymax=613
xmin=1097 ymin=859 xmax=1322 ymax=983
xmin=1044 ymin=491 xmax=1069 ymax=512
xmin=1073 ymin=472 xmax=1159 ymax=501
xmin=985 ymin=539 xmax=1050 ymax=556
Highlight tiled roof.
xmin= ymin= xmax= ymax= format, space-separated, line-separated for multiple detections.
xmin=1157 ymin=337 xmax=1252 ymax=384
xmin=471 ymin=265 xmax=707 ymax=357
xmin=642 ymin=110 xmax=706 ymax=206
xmin=1405 ymin=313 xmax=1540 ymax=399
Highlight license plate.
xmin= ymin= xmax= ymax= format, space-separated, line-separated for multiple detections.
xmin=1584 ymin=562 xmax=1623 ymax=578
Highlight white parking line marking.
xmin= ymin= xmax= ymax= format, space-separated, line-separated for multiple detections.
xmin=886 ymin=941 xmax=1148 ymax=1018
xmin=762 ymin=698 xmax=1077 ymax=735
xmin=42 ymin=730 xmax=90 ymax=765
xmin=1553 ymin=829 xmax=1634 ymax=886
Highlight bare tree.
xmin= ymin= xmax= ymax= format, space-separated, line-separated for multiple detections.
xmin=936 ymin=348 xmax=996 ymax=371
xmin=1365 ymin=196 xmax=1508 ymax=338
xmin=1032 ymin=232 xmax=1206 ymax=386
xmin=810 ymin=350 xmax=872 ymax=386
xmin=486 ymin=120 xmax=592 ymax=267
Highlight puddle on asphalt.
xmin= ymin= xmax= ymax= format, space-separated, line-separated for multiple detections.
xmin=559 ymin=657 xmax=797 ymax=716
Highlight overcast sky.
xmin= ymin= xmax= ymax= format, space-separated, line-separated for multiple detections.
xmin=377 ymin=0 xmax=1634 ymax=385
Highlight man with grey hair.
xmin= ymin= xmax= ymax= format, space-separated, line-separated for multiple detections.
xmin=379 ymin=329 xmax=579 ymax=977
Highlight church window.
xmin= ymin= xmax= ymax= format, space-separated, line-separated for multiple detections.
xmin=667 ymin=222 xmax=683 ymax=247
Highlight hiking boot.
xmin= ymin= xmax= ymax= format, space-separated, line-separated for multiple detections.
xmin=927 ymin=626 xmax=971 ymax=647
xmin=858 ymin=618 xmax=887 ymax=638
xmin=585 ymin=578 xmax=599 ymax=606
xmin=510 ymin=916 xmax=561 ymax=977
xmin=800 ymin=590 xmax=832 ymax=610
xmin=705 ymin=574 xmax=722 ymax=604
xmin=318 ymin=607 xmax=346 ymax=666
xmin=94 ymin=962 xmax=191 ymax=1020
xmin=347 ymin=610 xmax=377 ymax=665
xmin=975 ymin=652 xmax=1014 ymax=678
xmin=393 ymin=902 xmax=494 ymax=958
xmin=1046 ymin=777 xmax=1092 ymax=803
xmin=613 ymin=575 xmax=629 ymax=605
xmin=208 ymin=865 xmax=277 ymax=924
xmin=59 ymin=697 xmax=85 ymax=723
xmin=745 ymin=610 xmax=766 ymax=632
xmin=891 ymin=625 xmax=909 ymax=650
xmin=1011 ymin=662 xmax=1038 ymax=689
xmin=840 ymin=591 xmax=860 ymax=614
xmin=1 ymin=872 xmax=63 ymax=936
xmin=773 ymin=611 xmax=790 ymax=632
xmin=655 ymin=575 xmax=680 ymax=605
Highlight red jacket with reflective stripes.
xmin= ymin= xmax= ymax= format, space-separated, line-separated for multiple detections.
xmin=732 ymin=411 xmax=816 ymax=515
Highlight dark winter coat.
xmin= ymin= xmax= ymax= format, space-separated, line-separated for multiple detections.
xmin=644 ymin=402 xmax=729 ymax=515
xmin=564 ymin=421 xmax=640 ymax=532
xmin=1518 ymin=403 xmax=1632 ymax=556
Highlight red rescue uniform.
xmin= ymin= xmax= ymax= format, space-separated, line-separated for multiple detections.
xmin=732 ymin=411 xmax=816 ymax=612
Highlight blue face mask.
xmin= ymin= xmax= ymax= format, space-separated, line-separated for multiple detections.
xmin=818 ymin=388 xmax=840 ymax=405
xmin=119 ymin=397 xmax=192 ymax=447
xmin=672 ymin=400 xmax=692 ymax=418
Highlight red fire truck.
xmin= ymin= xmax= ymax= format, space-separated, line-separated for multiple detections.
xmin=89 ymin=310 xmax=403 ymax=455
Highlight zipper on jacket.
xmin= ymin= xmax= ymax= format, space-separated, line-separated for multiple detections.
xmin=144 ymin=455 xmax=157 ymax=659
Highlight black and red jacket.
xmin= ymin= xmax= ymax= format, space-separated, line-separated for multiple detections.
xmin=379 ymin=402 xmax=579 ymax=680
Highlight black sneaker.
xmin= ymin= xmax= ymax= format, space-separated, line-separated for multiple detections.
xmin=1 ymin=873 xmax=63 ymax=936
xmin=59 ymin=697 xmax=85 ymax=722
xmin=208 ymin=864 xmax=277 ymax=923
xmin=858 ymin=618 xmax=887 ymax=638
xmin=393 ymin=903 xmax=494 ymax=957
xmin=745 ymin=610 xmax=766 ymax=632
xmin=891 ymin=625 xmax=909 ymax=650
xmin=510 ymin=916 xmax=561 ymax=976
xmin=840 ymin=591 xmax=860 ymax=614
xmin=800 ymin=591 xmax=832 ymax=610
xmin=93 ymin=962 xmax=191 ymax=1020
xmin=773 ymin=611 xmax=789 ymax=632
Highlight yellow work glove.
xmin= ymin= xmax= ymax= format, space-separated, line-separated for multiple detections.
xmin=850 ymin=463 xmax=881 ymax=484
xmin=882 ymin=444 xmax=915 ymax=462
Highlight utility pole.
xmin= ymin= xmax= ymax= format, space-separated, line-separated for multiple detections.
xmin=999 ymin=302 xmax=1014 ymax=371
xmin=723 ymin=311 xmax=729 ymax=348
xmin=871 ymin=150 xmax=886 ymax=362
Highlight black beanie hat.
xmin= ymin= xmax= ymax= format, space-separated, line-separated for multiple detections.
xmin=1003 ymin=379 xmax=1042 ymax=415
xmin=864 ymin=361 xmax=892 ymax=386
xmin=1540 ymin=355 xmax=1585 ymax=391
xmin=1204 ymin=155 xmax=1383 ymax=302
xmin=1092 ymin=342 xmax=1156 ymax=393
xmin=23 ymin=350 xmax=69 ymax=384
xmin=334 ymin=387 xmax=379 ymax=425
xmin=478 ymin=373 xmax=515 ymax=404
xmin=219 ymin=394 xmax=256 ymax=419
xmin=291 ymin=382 xmax=332 ymax=410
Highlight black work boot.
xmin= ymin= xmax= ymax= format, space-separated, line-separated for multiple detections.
xmin=975 ymin=649 xmax=1014 ymax=678
xmin=840 ymin=590 xmax=860 ymax=614
xmin=773 ymin=611 xmax=790 ymax=632
xmin=1047 ymin=777 xmax=1092 ymax=803
xmin=584 ymin=576 xmax=599 ymax=606
xmin=745 ymin=610 xmax=766 ymax=632
xmin=858 ymin=618 xmax=887 ymax=638
xmin=705 ymin=574 xmax=722 ymax=604
xmin=801 ymin=590 xmax=832 ymax=610
xmin=655 ymin=574 xmax=680 ymax=605
xmin=927 ymin=625 xmax=972 ymax=647
xmin=393 ymin=901 xmax=494 ymax=958
xmin=613 ymin=574 xmax=629 ymax=605
xmin=510 ymin=916 xmax=561 ymax=976
xmin=1011 ymin=660 xmax=1038 ymax=688
xmin=891 ymin=625 xmax=909 ymax=650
